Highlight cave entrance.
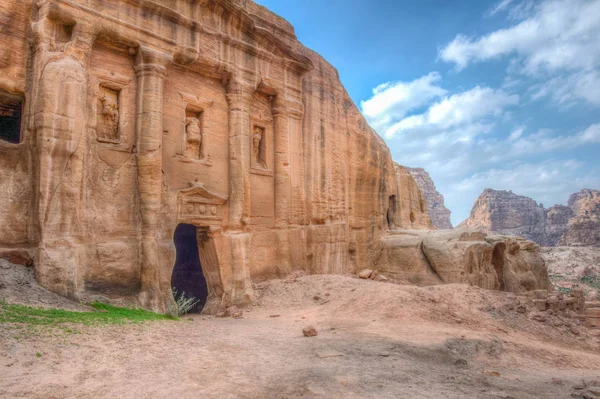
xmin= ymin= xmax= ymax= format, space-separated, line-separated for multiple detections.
xmin=387 ymin=195 xmax=397 ymax=230
xmin=171 ymin=223 xmax=208 ymax=313
xmin=492 ymin=243 xmax=506 ymax=291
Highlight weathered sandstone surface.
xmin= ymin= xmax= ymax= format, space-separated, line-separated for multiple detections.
xmin=374 ymin=229 xmax=550 ymax=292
xmin=460 ymin=189 xmax=600 ymax=247
xmin=0 ymin=0 xmax=550 ymax=313
xmin=408 ymin=167 xmax=452 ymax=229
xmin=562 ymin=189 xmax=600 ymax=247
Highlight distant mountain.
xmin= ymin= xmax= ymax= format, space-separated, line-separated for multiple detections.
xmin=459 ymin=188 xmax=600 ymax=247
xmin=407 ymin=167 xmax=453 ymax=229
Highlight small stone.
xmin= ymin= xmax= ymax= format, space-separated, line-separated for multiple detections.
xmin=534 ymin=299 xmax=548 ymax=311
xmin=269 ymin=314 xmax=281 ymax=318
xmin=374 ymin=274 xmax=389 ymax=282
xmin=454 ymin=359 xmax=468 ymax=367
xmin=358 ymin=269 xmax=373 ymax=279
xmin=379 ymin=351 xmax=390 ymax=357
xmin=531 ymin=312 xmax=546 ymax=322
xmin=369 ymin=270 xmax=379 ymax=280
xmin=316 ymin=349 xmax=344 ymax=358
xmin=302 ymin=326 xmax=318 ymax=337
xmin=483 ymin=370 xmax=501 ymax=377
xmin=516 ymin=304 xmax=527 ymax=313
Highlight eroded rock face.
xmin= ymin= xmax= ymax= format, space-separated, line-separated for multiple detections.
xmin=408 ymin=167 xmax=452 ymax=229
xmin=391 ymin=164 xmax=432 ymax=230
xmin=460 ymin=189 xmax=600 ymax=247
xmin=459 ymin=190 xmax=548 ymax=243
xmin=375 ymin=229 xmax=551 ymax=293
xmin=561 ymin=190 xmax=600 ymax=246
xmin=0 ymin=0 xmax=551 ymax=312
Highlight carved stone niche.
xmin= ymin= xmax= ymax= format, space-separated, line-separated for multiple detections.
xmin=249 ymin=92 xmax=274 ymax=177
xmin=97 ymin=86 xmax=120 ymax=143
xmin=178 ymin=182 xmax=228 ymax=226
xmin=180 ymin=92 xmax=213 ymax=165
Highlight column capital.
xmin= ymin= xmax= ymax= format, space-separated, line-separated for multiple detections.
xmin=225 ymin=76 xmax=255 ymax=111
xmin=134 ymin=46 xmax=173 ymax=76
xmin=273 ymin=95 xmax=304 ymax=120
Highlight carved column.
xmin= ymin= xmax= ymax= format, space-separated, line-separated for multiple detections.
xmin=31 ymin=15 xmax=97 ymax=298
xmin=272 ymin=96 xmax=291 ymax=227
xmin=273 ymin=94 xmax=306 ymax=226
xmin=134 ymin=46 xmax=172 ymax=310
xmin=225 ymin=78 xmax=254 ymax=229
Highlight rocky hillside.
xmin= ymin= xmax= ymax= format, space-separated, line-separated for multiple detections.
xmin=408 ymin=168 xmax=453 ymax=229
xmin=562 ymin=190 xmax=600 ymax=246
xmin=459 ymin=189 xmax=600 ymax=247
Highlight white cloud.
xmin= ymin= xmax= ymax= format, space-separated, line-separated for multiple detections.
xmin=449 ymin=160 xmax=600 ymax=223
xmin=505 ymin=124 xmax=600 ymax=156
xmin=508 ymin=126 xmax=524 ymax=141
xmin=488 ymin=0 xmax=516 ymax=16
xmin=440 ymin=0 xmax=600 ymax=76
xmin=362 ymin=0 xmax=600 ymax=224
xmin=384 ymin=86 xmax=518 ymax=138
xmin=360 ymin=72 xmax=447 ymax=131
xmin=529 ymin=70 xmax=600 ymax=107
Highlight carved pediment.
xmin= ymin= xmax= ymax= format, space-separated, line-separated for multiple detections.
xmin=178 ymin=182 xmax=227 ymax=225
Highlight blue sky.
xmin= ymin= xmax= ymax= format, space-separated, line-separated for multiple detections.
xmin=255 ymin=0 xmax=600 ymax=225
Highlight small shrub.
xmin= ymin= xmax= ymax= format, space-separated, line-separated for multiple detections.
xmin=167 ymin=289 xmax=200 ymax=318
xmin=580 ymin=275 xmax=600 ymax=290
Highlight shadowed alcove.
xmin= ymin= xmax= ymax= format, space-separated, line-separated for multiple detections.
xmin=492 ymin=243 xmax=506 ymax=291
xmin=171 ymin=223 xmax=208 ymax=313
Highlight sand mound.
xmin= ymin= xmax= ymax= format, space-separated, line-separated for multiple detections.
xmin=0 ymin=259 xmax=89 ymax=311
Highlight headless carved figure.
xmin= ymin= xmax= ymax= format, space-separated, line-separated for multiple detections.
xmin=100 ymin=94 xmax=119 ymax=134
xmin=185 ymin=117 xmax=202 ymax=158
xmin=252 ymin=127 xmax=265 ymax=168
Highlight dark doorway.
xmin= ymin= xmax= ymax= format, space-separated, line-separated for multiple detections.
xmin=387 ymin=195 xmax=397 ymax=229
xmin=171 ymin=223 xmax=208 ymax=313
xmin=0 ymin=92 xmax=23 ymax=144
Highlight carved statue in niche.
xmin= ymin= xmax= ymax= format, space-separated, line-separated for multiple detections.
xmin=97 ymin=87 xmax=120 ymax=142
xmin=185 ymin=116 xmax=203 ymax=159
xmin=252 ymin=126 xmax=266 ymax=169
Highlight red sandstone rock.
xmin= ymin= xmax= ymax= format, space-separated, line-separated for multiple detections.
xmin=0 ymin=250 xmax=33 ymax=266
xmin=358 ymin=269 xmax=374 ymax=279
xmin=302 ymin=326 xmax=318 ymax=337
xmin=0 ymin=0 xmax=553 ymax=313
xmin=407 ymin=167 xmax=452 ymax=229
xmin=460 ymin=189 xmax=600 ymax=247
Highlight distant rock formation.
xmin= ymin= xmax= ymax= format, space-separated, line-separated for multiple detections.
xmin=408 ymin=167 xmax=452 ymax=229
xmin=460 ymin=189 xmax=600 ymax=247
xmin=561 ymin=190 xmax=600 ymax=246
xmin=393 ymin=164 xmax=433 ymax=230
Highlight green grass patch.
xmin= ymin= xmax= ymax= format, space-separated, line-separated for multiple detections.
xmin=580 ymin=275 xmax=600 ymax=290
xmin=0 ymin=301 xmax=176 ymax=332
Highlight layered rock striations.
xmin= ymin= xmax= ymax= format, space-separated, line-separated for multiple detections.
xmin=460 ymin=189 xmax=600 ymax=247
xmin=561 ymin=190 xmax=600 ymax=246
xmin=0 ymin=0 xmax=551 ymax=313
xmin=375 ymin=229 xmax=551 ymax=293
xmin=408 ymin=167 xmax=452 ymax=229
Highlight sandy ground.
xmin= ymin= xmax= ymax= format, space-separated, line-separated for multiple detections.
xmin=2 ymin=273 xmax=600 ymax=399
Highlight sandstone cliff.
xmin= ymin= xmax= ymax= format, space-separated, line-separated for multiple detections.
xmin=460 ymin=189 xmax=600 ymax=247
xmin=408 ymin=167 xmax=452 ymax=229
xmin=561 ymin=190 xmax=600 ymax=246
xmin=0 ymin=0 xmax=551 ymax=312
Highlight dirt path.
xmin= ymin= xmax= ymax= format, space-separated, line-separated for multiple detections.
xmin=2 ymin=275 xmax=600 ymax=398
